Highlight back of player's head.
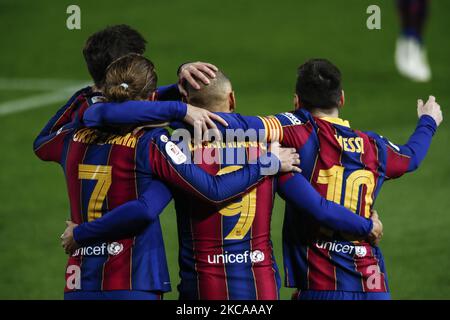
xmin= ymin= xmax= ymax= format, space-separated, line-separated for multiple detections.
xmin=104 ymin=53 xmax=157 ymax=102
xmin=83 ymin=24 xmax=147 ymax=88
xmin=296 ymin=59 xmax=342 ymax=110
xmin=184 ymin=70 xmax=233 ymax=112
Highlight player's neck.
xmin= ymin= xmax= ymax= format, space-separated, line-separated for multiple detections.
xmin=310 ymin=108 xmax=339 ymax=119
xmin=203 ymin=102 xmax=231 ymax=113
xmin=92 ymin=84 xmax=104 ymax=93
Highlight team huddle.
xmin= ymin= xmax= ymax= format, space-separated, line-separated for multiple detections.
xmin=33 ymin=25 xmax=443 ymax=300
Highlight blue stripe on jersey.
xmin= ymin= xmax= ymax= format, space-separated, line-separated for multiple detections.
xmin=131 ymin=216 xmax=170 ymax=292
xmin=131 ymin=131 xmax=171 ymax=292
xmin=282 ymin=210 xmax=309 ymax=288
xmin=297 ymin=132 xmax=319 ymax=181
xmin=175 ymin=197 xmax=199 ymax=299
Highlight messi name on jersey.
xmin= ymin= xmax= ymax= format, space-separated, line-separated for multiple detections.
xmin=334 ymin=134 xmax=364 ymax=154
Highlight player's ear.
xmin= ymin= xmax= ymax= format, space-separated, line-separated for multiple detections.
xmin=339 ymin=90 xmax=345 ymax=108
xmin=294 ymin=94 xmax=302 ymax=110
xmin=149 ymin=91 xmax=157 ymax=101
xmin=229 ymin=91 xmax=236 ymax=112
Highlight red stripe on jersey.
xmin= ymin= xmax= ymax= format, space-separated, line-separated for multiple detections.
xmin=306 ymin=121 xmax=341 ymax=290
xmin=35 ymin=130 xmax=70 ymax=163
xmin=251 ymin=179 xmax=278 ymax=300
xmin=64 ymin=255 xmax=83 ymax=292
xmin=64 ymin=139 xmax=88 ymax=292
xmin=192 ymin=148 xmax=228 ymax=300
xmin=369 ymin=246 xmax=387 ymax=292
xmin=354 ymin=244 xmax=387 ymax=292
xmin=150 ymin=141 xmax=219 ymax=203
xmin=65 ymin=140 xmax=88 ymax=224
xmin=385 ymin=145 xmax=410 ymax=179
xmin=51 ymin=94 xmax=86 ymax=133
xmin=281 ymin=121 xmax=314 ymax=149
xmin=306 ymin=246 xmax=336 ymax=290
xmin=101 ymin=144 xmax=138 ymax=291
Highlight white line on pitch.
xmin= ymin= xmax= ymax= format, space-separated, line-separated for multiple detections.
xmin=0 ymin=78 xmax=89 ymax=91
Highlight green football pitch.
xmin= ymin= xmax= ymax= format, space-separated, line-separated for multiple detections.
xmin=0 ymin=0 xmax=449 ymax=299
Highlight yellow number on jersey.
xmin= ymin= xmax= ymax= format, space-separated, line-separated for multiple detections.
xmin=217 ymin=166 xmax=257 ymax=240
xmin=78 ymin=164 xmax=112 ymax=221
xmin=317 ymin=165 xmax=375 ymax=218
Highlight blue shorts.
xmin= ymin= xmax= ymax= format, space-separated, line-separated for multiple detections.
xmin=296 ymin=290 xmax=391 ymax=300
xmin=64 ymin=290 xmax=163 ymax=300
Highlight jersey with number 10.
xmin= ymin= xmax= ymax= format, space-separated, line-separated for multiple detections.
xmin=256 ymin=109 xmax=436 ymax=292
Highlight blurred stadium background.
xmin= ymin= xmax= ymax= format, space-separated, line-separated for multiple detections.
xmin=0 ymin=0 xmax=448 ymax=299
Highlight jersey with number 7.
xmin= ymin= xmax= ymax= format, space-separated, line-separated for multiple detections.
xmin=33 ymin=89 xmax=269 ymax=295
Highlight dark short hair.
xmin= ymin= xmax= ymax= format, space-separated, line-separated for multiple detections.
xmin=296 ymin=59 xmax=342 ymax=109
xmin=83 ymin=24 xmax=146 ymax=87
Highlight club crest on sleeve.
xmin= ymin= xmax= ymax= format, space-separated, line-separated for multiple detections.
xmin=165 ymin=141 xmax=187 ymax=164
xmin=160 ymin=135 xmax=169 ymax=143
xmin=90 ymin=96 xmax=104 ymax=104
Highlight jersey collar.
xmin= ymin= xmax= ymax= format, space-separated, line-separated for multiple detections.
xmin=320 ymin=116 xmax=351 ymax=128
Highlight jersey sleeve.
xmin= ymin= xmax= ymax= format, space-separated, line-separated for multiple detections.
xmin=224 ymin=110 xmax=313 ymax=148
xmin=271 ymin=110 xmax=315 ymax=149
xmin=369 ymin=115 xmax=437 ymax=179
xmin=149 ymin=133 xmax=277 ymax=204
xmin=156 ymin=83 xmax=183 ymax=101
xmin=277 ymin=172 xmax=373 ymax=237
xmin=47 ymin=87 xmax=91 ymax=133
xmin=33 ymin=87 xmax=89 ymax=162
xmin=73 ymin=179 xmax=172 ymax=246
xmin=82 ymin=100 xmax=187 ymax=128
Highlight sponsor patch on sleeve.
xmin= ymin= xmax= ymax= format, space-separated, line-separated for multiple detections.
xmin=281 ymin=112 xmax=302 ymax=125
xmin=165 ymin=141 xmax=187 ymax=164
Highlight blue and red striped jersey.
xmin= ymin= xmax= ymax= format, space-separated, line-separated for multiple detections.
xmin=270 ymin=109 xmax=436 ymax=292
xmin=173 ymin=142 xmax=281 ymax=300
xmin=194 ymin=109 xmax=435 ymax=293
xmin=33 ymin=88 xmax=269 ymax=294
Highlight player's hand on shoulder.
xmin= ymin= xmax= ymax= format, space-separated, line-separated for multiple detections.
xmin=178 ymin=61 xmax=219 ymax=96
xmin=60 ymin=220 xmax=80 ymax=255
xmin=272 ymin=142 xmax=302 ymax=173
xmin=184 ymin=104 xmax=228 ymax=137
xmin=368 ymin=210 xmax=383 ymax=247
xmin=418 ymin=95 xmax=443 ymax=127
